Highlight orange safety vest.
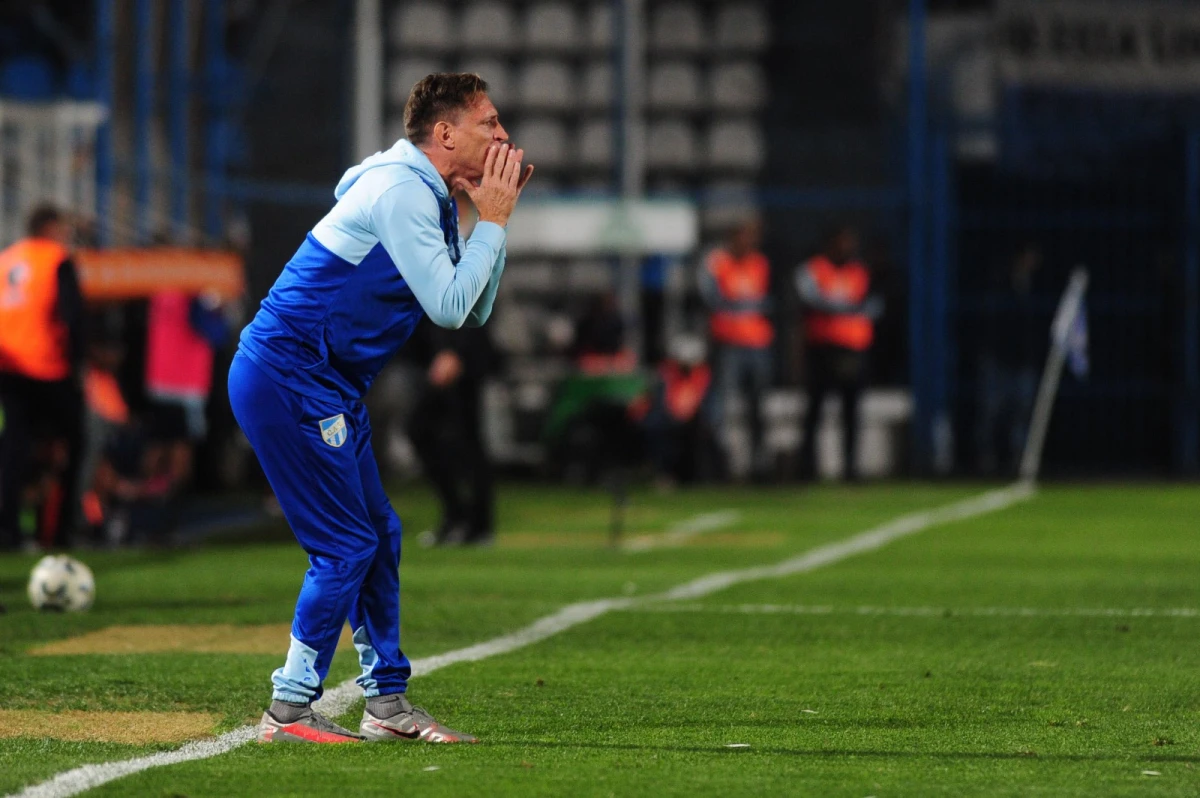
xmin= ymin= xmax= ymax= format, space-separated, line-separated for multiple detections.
xmin=661 ymin=361 xmax=712 ymax=422
xmin=707 ymin=249 xmax=774 ymax=349
xmin=0 ymin=238 xmax=71 ymax=380
xmin=803 ymin=255 xmax=874 ymax=352
xmin=85 ymin=367 xmax=130 ymax=425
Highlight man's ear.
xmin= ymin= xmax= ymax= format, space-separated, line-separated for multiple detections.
xmin=433 ymin=120 xmax=455 ymax=150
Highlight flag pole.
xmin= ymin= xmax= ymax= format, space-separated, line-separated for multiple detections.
xmin=1018 ymin=266 xmax=1089 ymax=485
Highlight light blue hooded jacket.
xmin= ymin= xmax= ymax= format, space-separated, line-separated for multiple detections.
xmin=238 ymin=139 xmax=506 ymax=403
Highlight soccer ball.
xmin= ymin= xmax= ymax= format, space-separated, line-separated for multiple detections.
xmin=27 ymin=555 xmax=95 ymax=612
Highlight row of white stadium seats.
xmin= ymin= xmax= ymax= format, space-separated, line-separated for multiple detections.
xmin=393 ymin=1 xmax=768 ymax=52
xmin=389 ymin=59 xmax=767 ymax=111
xmin=384 ymin=116 xmax=765 ymax=172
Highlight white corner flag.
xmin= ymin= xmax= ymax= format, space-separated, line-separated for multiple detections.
xmin=1019 ymin=267 xmax=1090 ymax=484
xmin=1065 ymin=301 xmax=1089 ymax=379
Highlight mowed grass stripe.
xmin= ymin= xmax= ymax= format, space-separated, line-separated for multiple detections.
xmin=0 ymin=712 xmax=219 ymax=745
xmin=7 ymin=484 xmax=1031 ymax=798
xmin=629 ymin=603 xmax=1200 ymax=619
xmin=28 ymin=625 xmax=354 ymax=657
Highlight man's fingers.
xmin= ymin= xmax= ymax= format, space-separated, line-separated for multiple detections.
xmin=452 ymin=178 xmax=476 ymax=197
xmin=516 ymin=163 xmax=535 ymax=192
xmin=499 ymin=146 xmax=520 ymax=185
xmin=506 ymin=149 xmax=525 ymax=188
xmin=482 ymin=144 xmax=500 ymax=182
xmin=491 ymin=143 xmax=511 ymax=183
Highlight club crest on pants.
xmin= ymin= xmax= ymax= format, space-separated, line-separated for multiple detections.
xmin=318 ymin=414 xmax=347 ymax=447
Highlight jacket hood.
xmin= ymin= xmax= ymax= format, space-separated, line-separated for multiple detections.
xmin=334 ymin=139 xmax=448 ymax=202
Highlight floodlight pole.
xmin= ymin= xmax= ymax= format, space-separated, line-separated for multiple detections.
xmin=169 ymin=0 xmax=191 ymax=242
xmin=94 ymin=0 xmax=116 ymax=246
xmin=134 ymin=0 xmax=155 ymax=244
xmin=907 ymin=0 xmax=930 ymax=472
xmin=353 ymin=0 xmax=384 ymax=161
xmin=1179 ymin=132 xmax=1200 ymax=473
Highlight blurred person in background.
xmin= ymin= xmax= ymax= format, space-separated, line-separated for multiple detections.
xmin=701 ymin=218 xmax=774 ymax=480
xmin=796 ymin=225 xmax=881 ymax=483
xmin=78 ymin=316 xmax=130 ymax=543
xmin=406 ymin=185 xmax=499 ymax=548
xmin=640 ymin=253 xmax=673 ymax=364
xmin=976 ymin=243 xmax=1043 ymax=476
xmin=571 ymin=290 xmax=635 ymax=373
xmin=0 ymin=204 xmax=85 ymax=550
xmin=406 ymin=319 xmax=499 ymax=547
xmin=630 ymin=334 xmax=715 ymax=487
xmin=142 ymin=288 xmax=231 ymax=537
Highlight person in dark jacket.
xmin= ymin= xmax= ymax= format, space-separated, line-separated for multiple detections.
xmin=405 ymin=318 xmax=500 ymax=547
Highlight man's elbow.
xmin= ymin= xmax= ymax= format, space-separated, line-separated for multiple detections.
xmin=428 ymin=309 xmax=468 ymax=330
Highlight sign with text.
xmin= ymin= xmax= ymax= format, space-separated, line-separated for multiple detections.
xmin=76 ymin=248 xmax=245 ymax=301
xmin=998 ymin=0 xmax=1200 ymax=91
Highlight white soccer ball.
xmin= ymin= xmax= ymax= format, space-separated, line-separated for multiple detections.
xmin=27 ymin=555 xmax=95 ymax=612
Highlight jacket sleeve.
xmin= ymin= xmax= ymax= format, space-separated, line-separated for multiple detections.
xmin=466 ymin=240 xmax=506 ymax=327
xmin=795 ymin=260 xmax=871 ymax=315
xmin=370 ymin=181 xmax=506 ymax=329
xmin=56 ymin=257 xmax=85 ymax=375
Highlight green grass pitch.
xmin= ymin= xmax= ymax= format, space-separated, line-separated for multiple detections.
xmin=1 ymin=483 xmax=1199 ymax=796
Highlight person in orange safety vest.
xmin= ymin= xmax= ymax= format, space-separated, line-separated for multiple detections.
xmin=701 ymin=218 xmax=774 ymax=479
xmin=630 ymin=335 xmax=716 ymax=485
xmin=795 ymin=224 xmax=882 ymax=482
xmin=0 ymin=205 xmax=86 ymax=549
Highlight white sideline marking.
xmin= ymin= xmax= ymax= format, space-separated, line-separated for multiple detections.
xmin=657 ymin=483 xmax=1034 ymax=602
xmin=621 ymin=510 xmax=742 ymax=553
xmin=629 ymin=603 xmax=1200 ymax=619
xmin=9 ymin=483 xmax=1031 ymax=798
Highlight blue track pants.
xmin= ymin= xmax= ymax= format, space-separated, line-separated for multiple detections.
xmin=228 ymin=353 xmax=410 ymax=702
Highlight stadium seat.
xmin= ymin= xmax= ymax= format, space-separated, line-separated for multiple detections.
xmin=648 ymin=62 xmax=703 ymax=110
xmin=586 ymin=3 xmax=614 ymax=50
xmin=709 ymin=62 xmax=767 ymax=110
xmin=650 ymin=2 xmax=705 ymax=53
xmin=525 ymin=2 xmax=579 ymax=50
xmin=646 ymin=119 xmax=698 ymax=170
xmin=513 ymin=117 xmax=568 ymax=168
xmin=705 ymin=119 xmax=766 ymax=171
xmin=714 ymin=3 xmax=769 ymax=52
xmin=462 ymin=2 xmax=517 ymax=50
xmin=582 ymin=61 xmax=613 ymax=109
xmin=518 ymin=60 xmax=574 ymax=109
xmin=460 ymin=58 xmax=512 ymax=106
xmin=579 ymin=120 xmax=614 ymax=168
xmin=389 ymin=58 xmax=445 ymax=106
xmin=390 ymin=2 xmax=454 ymax=49
xmin=568 ymin=259 xmax=615 ymax=292
xmin=573 ymin=177 xmax=614 ymax=193
xmin=489 ymin=301 xmax=537 ymax=354
xmin=504 ymin=261 xmax=557 ymax=293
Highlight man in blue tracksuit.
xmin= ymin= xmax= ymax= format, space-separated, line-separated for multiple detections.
xmin=229 ymin=73 xmax=533 ymax=744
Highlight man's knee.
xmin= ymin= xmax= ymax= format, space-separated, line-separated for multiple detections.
xmin=335 ymin=537 xmax=379 ymax=579
xmin=372 ymin=509 xmax=402 ymax=558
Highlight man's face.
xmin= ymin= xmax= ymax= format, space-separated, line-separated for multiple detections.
xmin=451 ymin=94 xmax=509 ymax=182
xmin=830 ymin=230 xmax=858 ymax=263
xmin=41 ymin=220 xmax=71 ymax=247
xmin=731 ymin=220 xmax=761 ymax=254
